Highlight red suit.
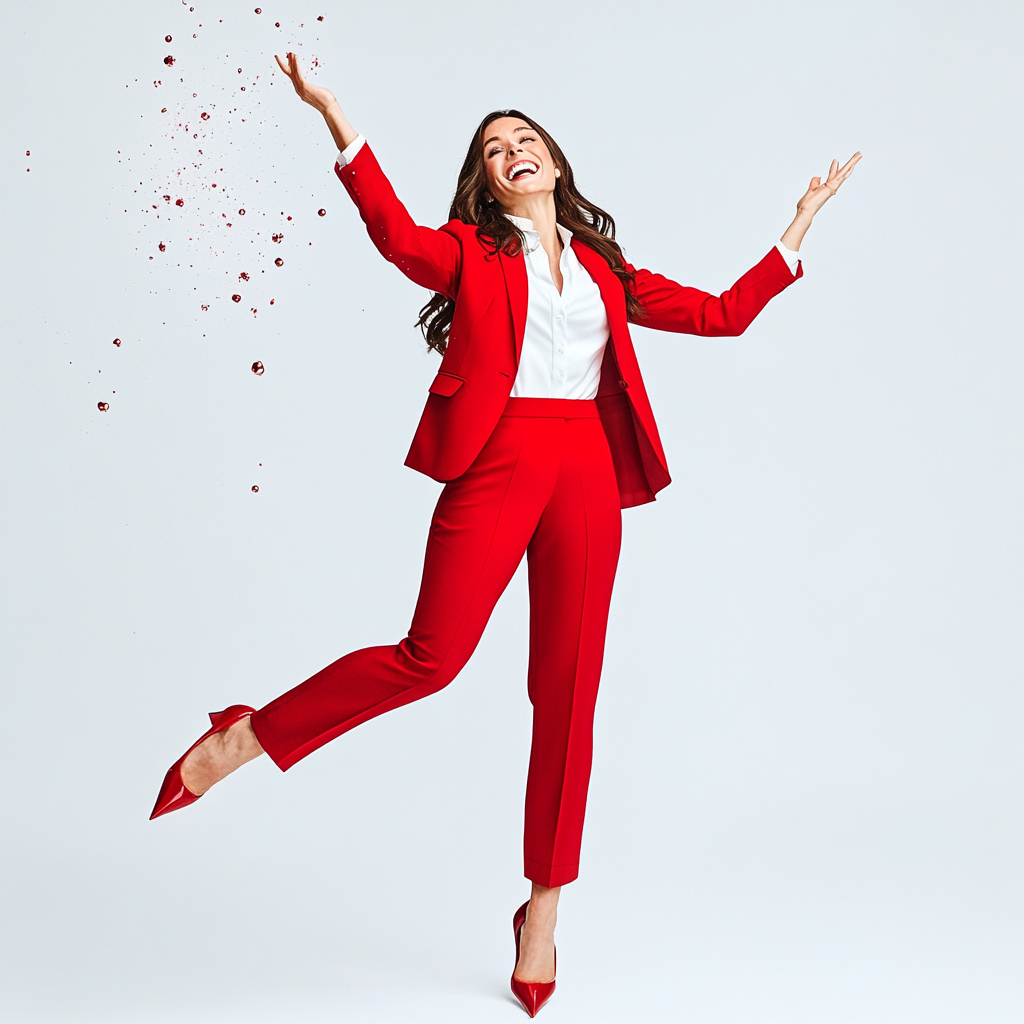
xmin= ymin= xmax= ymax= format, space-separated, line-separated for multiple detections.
xmin=250 ymin=144 xmax=801 ymax=886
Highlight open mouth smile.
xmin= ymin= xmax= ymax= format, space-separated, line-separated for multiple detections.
xmin=506 ymin=160 xmax=539 ymax=181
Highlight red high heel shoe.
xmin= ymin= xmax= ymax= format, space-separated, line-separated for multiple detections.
xmin=511 ymin=900 xmax=556 ymax=1017
xmin=149 ymin=705 xmax=255 ymax=819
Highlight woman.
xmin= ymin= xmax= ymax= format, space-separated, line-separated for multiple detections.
xmin=151 ymin=52 xmax=860 ymax=1017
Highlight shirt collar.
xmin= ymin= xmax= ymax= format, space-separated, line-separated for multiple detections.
xmin=505 ymin=214 xmax=573 ymax=250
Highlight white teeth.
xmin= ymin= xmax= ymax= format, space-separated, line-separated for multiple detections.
xmin=507 ymin=160 xmax=539 ymax=181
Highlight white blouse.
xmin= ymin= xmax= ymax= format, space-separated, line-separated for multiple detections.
xmin=337 ymin=136 xmax=802 ymax=400
xmin=505 ymin=214 xmax=609 ymax=400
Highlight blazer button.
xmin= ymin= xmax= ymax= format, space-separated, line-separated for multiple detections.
xmin=618 ymin=379 xmax=629 ymax=389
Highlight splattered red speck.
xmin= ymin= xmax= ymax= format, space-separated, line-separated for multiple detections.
xmin=113 ymin=338 xmax=121 ymax=347
xmin=98 ymin=402 xmax=110 ymax=412
xmin=232 ymin=294 xmax=242 ymax=303
xmin=274 ymin=258 xmax=283 ymax=267
xmin=272 ymin=233 xmax=283 ymax=243
xmin=26 ymin=150 xmax=30 ymax=156
xmin=165 ymin=34 xmax=172 ymax=42
xmin=201 ymin=112 xmax=210 ymax=120
xmin=175 ymin=198 xmax=184 ymax=206
xmin=239 ymin=271 xmax=250 ymax=281
xmin=238 ymin=208 xmax=246 ymax=215
xmin=158 ymin=242 xmax=166 ymax=252
xmin=275 ymin=21 xmax=280 ymax=27
xmin=318 ymin=15 xmax=324 ymax=20
xmin=254 ymin=7 xmax=261 ymax=13
xmin=164 ymin=55 xmax=175 ymax=66
xmin=251 ymin=485 xmax=259 ymax=492
xmin=252 ymin=361 xmax=265 ymax=375
xmin=318 ymin=208 xmax=326 ymax=216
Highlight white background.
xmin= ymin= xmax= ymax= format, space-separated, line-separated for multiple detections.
xmin=1 ymin=1 xmax=1021 ymax=1021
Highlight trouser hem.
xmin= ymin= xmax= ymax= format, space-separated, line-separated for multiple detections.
xmin=525 ymin=857 xmax=580 ymax=888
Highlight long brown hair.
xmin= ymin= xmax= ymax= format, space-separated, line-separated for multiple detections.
xmin=416 ymin=109 xmax=643 ymax=355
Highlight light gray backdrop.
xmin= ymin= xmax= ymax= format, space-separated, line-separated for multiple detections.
xmin=1 ymin=1 xmax=1020 ymax=1021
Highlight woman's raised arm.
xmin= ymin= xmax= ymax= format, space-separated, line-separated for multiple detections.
xmin=274 ymin=51 xmax=358 ymax=153
xmin=273 ymin=52 xmax=462 ymax=300
xmin=627 ymin=152 xmax=863 ymax=335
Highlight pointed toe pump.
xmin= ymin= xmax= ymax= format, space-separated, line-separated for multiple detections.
xmin=510 ymin=900 xmax=557 ymax=1018
xmin=149 ymin=705 xmax=256 ymax=820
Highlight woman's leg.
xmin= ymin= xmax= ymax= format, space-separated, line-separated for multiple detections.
xmin=516 ymin=414 xmax=622 ymax=980
xmin=180 ymin=412 xmax=566 ymax=790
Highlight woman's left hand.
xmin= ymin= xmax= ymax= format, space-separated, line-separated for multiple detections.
xmin=796 ymin=152 xmax=862 ymax=216
xmin=780 ymin=151 xmax=862 ymax=252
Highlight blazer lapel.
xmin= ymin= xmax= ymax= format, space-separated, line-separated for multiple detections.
xmin=498 ymin=247 xmax=528 ymax=366
xmin=570 ymin=239 xmax=627 ymax=347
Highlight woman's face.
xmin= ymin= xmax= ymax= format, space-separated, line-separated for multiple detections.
xmin=482 ymin=117 xmax=558 ymax=210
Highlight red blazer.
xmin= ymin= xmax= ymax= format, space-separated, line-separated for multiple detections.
xmin=336 ymin=144 xmax=801 ymax=508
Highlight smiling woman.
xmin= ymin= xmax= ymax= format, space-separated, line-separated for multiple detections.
xmin=149 ymin=50 xmax=860 ymax=1019
xmin=415 ymin=110 xmax=644 ymax=355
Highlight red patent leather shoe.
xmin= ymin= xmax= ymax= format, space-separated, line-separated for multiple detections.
xmin=149 ymin=705 xmax=255 ymax=819
xmin=510 ymin=900 xmax=556 ymax=1017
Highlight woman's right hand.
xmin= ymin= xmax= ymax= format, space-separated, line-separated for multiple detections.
xmin=274 ymin=51 xmax=338 ymax=113
xmin=275 ymin=51 xmax=359 ymax=152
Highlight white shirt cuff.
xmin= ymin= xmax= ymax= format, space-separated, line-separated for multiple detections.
xmin=336 ymin=135 xmax=366 ymax=167
xmin=775 ymin=239 xmax=802 ymax=276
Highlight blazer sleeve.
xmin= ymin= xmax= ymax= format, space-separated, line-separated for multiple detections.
xmin=626 ymin=246 xmax=802 ymax=336
xmin=335 ymin=142 xmax=462 ymax=300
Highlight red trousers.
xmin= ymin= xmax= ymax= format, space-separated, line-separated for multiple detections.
xmin=250 ymin=398 xmax=622 ymax=887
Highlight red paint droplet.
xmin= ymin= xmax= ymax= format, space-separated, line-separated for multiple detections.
xmin=201 ymin=304 xmax=209 ymax=311
xmin=175 ymin=198 xmax=184 ymax=206
xmin=272 ymin=233 xmax=283 ymax=243
xmin=232 ymin=294 xmax=242 ymax=302
xmin=164 ymin=55 xmax=175 ymax=66
xmin=317 ymin=14 xmax=324 ymax=20
xmin=252 ymin=485 xmax=259 ymax=492
xmin=98 ymin=402 xmax=109 ymax=412
xmin=158 ymin=242 xmax=166 ymax=252
xmin=254 ymin=7 xmax=261 ymax=12
xmin=26 ymin=150 xmax=30 ymax=156
xmin=252 ymin=360 xmax=265 ymax=375
xmin=286 ymin=215 xmax=292 ymax=221
xmin=113 ymin=338 xmax=121 ymax=347
xmin=270 ymin=298 xmax=275 ymax=305
xmin=275 ymin=258 xmax=283 ymax=267
xmin=201 ymin=111 xmax=210 ymax=120
xmin=238 ymin=208 xmax=246 ymax=215
xmin=238 ymin=68 xmax=243 ymax=74
xmin=318 ymin=208 xmax=326 ymax=216
xmin=275 ymin=21 xmax=280 ymax=27
xmin=239 ymin=272 xmax=250 ymax=282
xmin=165 ymin=34 xmax=172 ymax=42
xmin=211 ymin=183 xmax=217 ymax=188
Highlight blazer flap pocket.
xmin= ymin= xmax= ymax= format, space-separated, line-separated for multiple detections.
xmin=428 ymin=372 xmax=465 ymax=397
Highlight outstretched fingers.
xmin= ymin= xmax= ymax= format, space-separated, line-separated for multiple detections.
xmin=828 ymin=152 xmax=863 ymax=190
